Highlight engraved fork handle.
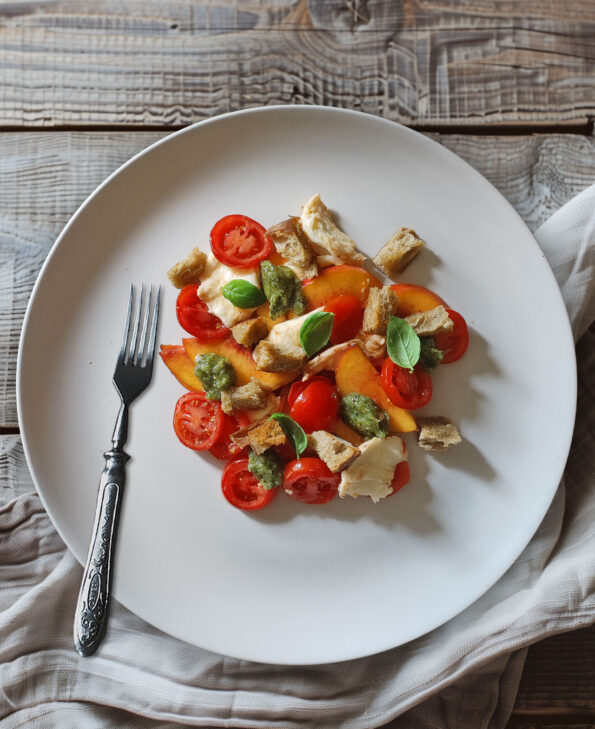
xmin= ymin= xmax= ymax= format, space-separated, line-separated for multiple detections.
xmin=74 ymin=403 xmax=129 ymax=656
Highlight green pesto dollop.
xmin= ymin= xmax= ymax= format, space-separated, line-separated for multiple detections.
xmin=260 ymin=260 xmax=307 ymax=319
xmin=340 ymin=393 xmax=389 ymax=440
xmin=248 ymin=448 xmax=284 ymax=490
xmin=194 ymin=353 xmax=235 ymax=400
xmin=419 ymin=336 xmax=444 ymax=371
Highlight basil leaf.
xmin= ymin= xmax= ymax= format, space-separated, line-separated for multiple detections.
xmin=270 ymin=413 xmax=307 ymax=458
xmin=387 ymin=316 xmax=421 ymax=371
xmin=299 ymin=311 xmax=334 ymax=356
xmin=221 ymin=279 xmax=266 ymax=309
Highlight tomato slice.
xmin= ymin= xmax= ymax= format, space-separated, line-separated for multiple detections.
xmin=210 ymin=214 xmax=273 ymax=269
xmin=434 ymin=308 xmax=469 ymax=364
xmin=173 ymin=392 xmax=223 ymax=451
xmin=209 ymin=411 xmax=251 ymax=460
xmin=388 ymin=461 xmax=411 ymax=496
xmin=324 ymin=294 xmax=363 ymax=344
xmin=381 ymin=359 xmax=433 ymax=410
xmin=176 ymin=285 xmax=229 ymax=340
xmin=283 ymin=458 xmax=340 ymax=505
xmin=221 ymin=458 xmax=277 ymax=510
xmin=288 ymin=378 xmax=340 ymax=433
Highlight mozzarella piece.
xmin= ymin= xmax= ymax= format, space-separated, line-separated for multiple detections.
xmin=339 ymin=436 xmax=407 ymax=503
xmin=302 ymin=340 xmax=364 ymax=380
xmin=197 ymin=254 xmax=260 ymax=328
xmin=300 ymin=194 xmax=366 ymax=266
xmin=265 ymin=307 xmax=324 ymax=350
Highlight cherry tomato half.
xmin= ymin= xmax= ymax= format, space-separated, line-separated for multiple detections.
xmin=283 ymin=458 xmax=340 ymax=505
xmin=289 ymin=378 xmax=340 ymax=433
xmin=210 ymin=214 xmax=273 ymax=269
xmin=388 ymin=461 xmax=411 ymax=496
xmin=176 ymin=285 xmax=229 ymax=340
xmin=173 ymin=392 xmax=223 ymax=451
xmin=209 ymin=410 xmax=251 ymax=460
xmin=324 ymin=294 xmax=363 ymax=344
xmin=381 ymin=359 xmax=433 ymax=410
xmin=221 ymin=458 xmax=277 ymax=511
xmin=434 ymin=308 xmax=469 ymax=364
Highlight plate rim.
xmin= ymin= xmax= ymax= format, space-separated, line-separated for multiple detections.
xmin=17 ymin=105 xmax=577 ymax=664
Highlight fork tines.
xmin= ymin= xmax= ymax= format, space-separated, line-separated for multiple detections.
xmin=119 ymin=284 xmax=161 ymax=368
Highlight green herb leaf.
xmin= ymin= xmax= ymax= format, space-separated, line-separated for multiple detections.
xmin=299 ymin=311 xmax=334 ymax=356
xmin=221 ymin=279 xmax=266 ymax=309
xmin=270 ymin=413 xmax=308 ymax=458
xmin=386 ymin=316 xmax=421 ymax=371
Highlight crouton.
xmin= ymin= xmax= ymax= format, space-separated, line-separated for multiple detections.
xmin=307 ymin=430 xmax=360 ymax=473
xmin=373 ymin=228 xmax=425 ymax=279
xmin=253 ymin=340 xmax=307 ymax=372
xmin=362 ymin=286 xmax=397 ymax=335
xmin=230 ymin=317 xmax=269 ymax=348
xmin=167 ymin=247 xmax=207 ymax=288
xmin=230 ymin=418 xmax=287 ymax=455
xmin=220 ymin=379 xmax=270 ymax=415
xmin=300 ymin=193 xmax=366 ymax=266
xmin=406 ymin=305 xmax=453 ymax=337
xmin=266 ymin=218 xmax=318 ymax=280
xmin=417 ymin=417 xmax=462 ymax=451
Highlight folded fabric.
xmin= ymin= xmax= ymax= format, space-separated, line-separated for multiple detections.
xmin=1 ymin=185 xmax=594 ymax=729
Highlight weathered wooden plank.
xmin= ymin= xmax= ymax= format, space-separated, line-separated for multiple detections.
xmin=0 ymin=1 xmax=593 ymax=127
xmin=1 ymin=129 xmax=594 ymax=425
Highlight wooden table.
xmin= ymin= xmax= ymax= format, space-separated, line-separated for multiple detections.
xmin=0 ymin=2 xmax=593 ymax=727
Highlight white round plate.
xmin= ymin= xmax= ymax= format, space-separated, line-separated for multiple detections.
xmin=18 ymin=107 xmax=576 ymax=665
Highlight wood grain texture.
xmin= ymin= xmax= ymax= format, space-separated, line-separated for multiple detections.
xmin=0 ymin=1 xmax=593 ymax=127
xmin=1 ymin=129 xmax=594 ymax=425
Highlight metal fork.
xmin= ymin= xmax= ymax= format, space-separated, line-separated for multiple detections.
xmin=74 ymin=284 xmax=161 ymax=656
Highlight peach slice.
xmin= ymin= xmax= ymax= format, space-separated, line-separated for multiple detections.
xmin=391 ymin=284 xmax=445 ymax=317
xmin=302 ymin=265 xmax=381 ymax=309
xmin=335 ymin=345 xmax=417 ymax=433
xmin=183 ymin=336 xmax=297 ymax=391
xmin=159 ymin=345 xmax=202 ymax=391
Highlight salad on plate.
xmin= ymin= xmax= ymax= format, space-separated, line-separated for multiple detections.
xmin=160 ymin=194 xmax=468 ymax=511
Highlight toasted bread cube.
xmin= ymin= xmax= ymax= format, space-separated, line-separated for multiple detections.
xmin=362 ymin=286 xmax=397 ymax=335
xmin=266 ymin=218 xmax=318 ymax=280
xmin=230 ymin=418 xmax=286 ymax=455
xmin=373 ymin=228 xmax=425 ymax=279
xmin=231 ymin=317 xmax=269 ymax=348
xmin=406 ymin=305 xmax=453 ymax=337
xmin=167 ymin=247 xmax=207 ymax=288
xmin=220 ymin=379 xmax=270 ymax=415
xmin=253 ymin=340 xmax=307 ymax=373
xmin=417 ymin=417 xmax=462 ymax=451
xmin=308 ymin=430 xmax=360 ymax=473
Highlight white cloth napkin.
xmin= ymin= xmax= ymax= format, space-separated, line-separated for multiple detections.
xmin=1 ymin=185 xmax=594 ymax=729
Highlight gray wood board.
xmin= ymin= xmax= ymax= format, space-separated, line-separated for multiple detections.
xmin=0 ymin=1 xmax=594 ymax=127
xmin=1 ymin=129 xmax=594 ymax=425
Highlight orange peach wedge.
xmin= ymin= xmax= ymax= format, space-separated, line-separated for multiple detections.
xmin=391 ymin=284 xmax=445 ymax=317
xmin=335 ymin=345 xmax=417 ymax=433
xmin=159 ymin=345 xmax=202 ymax=391
xmin=302 ymin=265 xmax=381 ymax=309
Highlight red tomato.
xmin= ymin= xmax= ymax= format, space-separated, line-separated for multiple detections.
xmin=176 ymin=285 xmax=229 ymax=340
xmin=388 ymin=461 xmax=411 ymax=496
xmin=288 ymin=378 xmax=340 ymax=433
xmin=287 ymin=375 xmax=333 ymax=410
xmin=434 ymin=308 xmax=469 ymax=364
xmin=221 ymin=458 xmax=277 ymax=511
xmin=283 ymin=458 xmax=340 ymax=505
xmin=210 ymin=214 xmax=273 ymax=269
xmin=324 ymin=295 xmax=363 ymax=344
xmin=381 ymin=359 xmax=433 ymax=410
xmin=209 ymin=411 xmax=251 ymax=460
xmin=173 ymin=392 xmax=223 ymax=451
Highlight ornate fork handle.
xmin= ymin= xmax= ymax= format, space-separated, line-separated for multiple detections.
xmin=74 ymin=407 xmax=129 ymax=656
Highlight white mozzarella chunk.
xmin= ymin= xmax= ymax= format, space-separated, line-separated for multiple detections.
xmin=339 ymin=436 xmax=407 ymax=503
xmin=265 ymin=307 xmax=324 ymax=350
xmin=300 ymin=193 xmax=366 ymax=266
xmin=197 ymin=253 xmax=260 ymax=328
